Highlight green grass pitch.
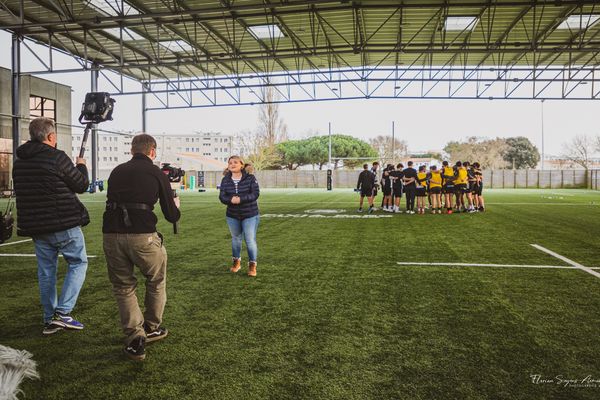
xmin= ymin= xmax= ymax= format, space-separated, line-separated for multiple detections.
xmin=1 ymin=189 xmax=600 ymax=399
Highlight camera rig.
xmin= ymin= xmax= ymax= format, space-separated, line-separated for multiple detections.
xmin=78 ymin=92 xmax=115 ymax=158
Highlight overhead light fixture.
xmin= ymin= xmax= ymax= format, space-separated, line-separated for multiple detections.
xmin=247 ymin=24 xmax=284 ymax=40
xmin=103 ymin=27 xmax=144 ymax=41
xmin=87 ymin=0 xmax=139 ymax=17
xmin=445 ymin=16 xmax=478 ymax=31
xmin=160 ymin=40 xmax=194 ymax=52
xmin=557 ymin=14 xmax=600 ymax=30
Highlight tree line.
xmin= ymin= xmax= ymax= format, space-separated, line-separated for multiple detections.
xmin=236 ymin=87 xmax=598 ymax=170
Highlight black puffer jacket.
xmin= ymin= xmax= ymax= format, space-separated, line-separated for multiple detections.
xmin=13 ymin=141 xmax=90 ymax=236
xmin=219 ymin=171 xmax=260 ymax=220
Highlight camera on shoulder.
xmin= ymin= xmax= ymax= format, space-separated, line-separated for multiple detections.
xmin=161 ymin=163 xmax=185 ymax=183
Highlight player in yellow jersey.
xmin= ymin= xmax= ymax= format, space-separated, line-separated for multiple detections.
xmin=454 ymin=161 xmax=469 ymax=212
xmin=441 ymin=161 xmax=455 ymax=214
xmin=427 ymin=165 xmax=443 ymax=214
xmin=415 ymin=165 xmax=428 ymax=214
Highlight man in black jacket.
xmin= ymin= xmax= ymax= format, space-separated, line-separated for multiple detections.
xmin=102 ymin=133 xmax=180 ymax=361
xmin=12 ymin=117 xmax=90 ymax=335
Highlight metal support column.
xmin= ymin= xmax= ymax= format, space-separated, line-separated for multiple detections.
xmin=91 ymin=66 xmax=99 ymax=187
xmin=11 ymin=34 xmax=21 ymax=158
xmin=142 ymin=82 xmax=148 ymax=133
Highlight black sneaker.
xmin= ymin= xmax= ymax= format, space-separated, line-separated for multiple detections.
xmin=144 ymin=325 xmax=168 ymax=343
xmin=42 ymin=320 xmax=63 ymax=335
xmin=124 ymin=336 xmax=146 ymax=361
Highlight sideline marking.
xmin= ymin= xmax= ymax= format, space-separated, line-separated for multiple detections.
xmin=0 ymin=239 xmax=32 ymax=247
xmin=396 ymin=262 xmax=572 ymax=269
xmin=531 ymin=244 xmax=600 ymax=279
xmin=0 ymin=254 xmax=97 ymax=258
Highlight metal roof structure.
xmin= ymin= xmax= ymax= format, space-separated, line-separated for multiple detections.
xmin=1 ymin=0 xmax=600 ymax=108
xmin=2 ymin=0 xmax=600 ymax=185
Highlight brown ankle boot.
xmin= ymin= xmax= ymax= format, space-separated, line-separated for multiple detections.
xmin=230 ymin=258 xmax=241 ymax=273
xmin=248 ymin=262 xmax=257 ymax=277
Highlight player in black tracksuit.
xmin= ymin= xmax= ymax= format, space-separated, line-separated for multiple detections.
xmin=390 ymin=163 xmax=404 ymax=213
xmin=356 ymin=163 xmax=375 ymax=213
xmin=381 ymin=164 xmax=394 ymax=212
xmin=402 ymin=161 xmax=418 ymax=214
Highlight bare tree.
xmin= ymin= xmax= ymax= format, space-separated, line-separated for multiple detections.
xmin=234 ymin=129 xmax=279 ymax=171
xmin=369 ymin=135 xmax=408 ymax=164
xmin=444 ymin=137 xmax=508 ymax=169
xmin=258 ymin=85 xmax=287 ymax=147
xmin=563 ymin=135 xmax=595 ymax=169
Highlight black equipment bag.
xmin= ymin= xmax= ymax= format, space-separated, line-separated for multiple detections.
xmin=0 ymin=192 xmax=14 ymax=244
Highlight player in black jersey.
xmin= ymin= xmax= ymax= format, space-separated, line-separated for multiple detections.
xmin=356 ymin=163 xmax=375 ymax=213
xmin=390 ymin=163 xmax=404 ymax=213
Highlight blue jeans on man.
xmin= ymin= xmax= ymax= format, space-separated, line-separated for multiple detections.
xmin=226 ymin=215 xmax=259 ymax=261
xmin=32 ymin=226 xmax=88 ymax=324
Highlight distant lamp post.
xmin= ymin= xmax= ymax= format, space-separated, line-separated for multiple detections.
xmin=540 ymin=100 xmax=545 ymax=170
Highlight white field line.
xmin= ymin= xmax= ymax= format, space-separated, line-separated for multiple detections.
xmin=0 ymin=254 xmax=97 ymax=258
xmin=396 ymin=262 xmax=573 ymax=269
xmin=531 ymin=244 xmax=600 ymax=279
xmin=0 ymin=239 xmax=32 ymax=247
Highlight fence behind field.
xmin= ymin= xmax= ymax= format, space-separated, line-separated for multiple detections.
xmin=198 ymin=169 xmax=600 ymax=189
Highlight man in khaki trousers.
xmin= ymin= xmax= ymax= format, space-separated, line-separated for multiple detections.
xmin=102 ymin=134 xmax=180 ymax=361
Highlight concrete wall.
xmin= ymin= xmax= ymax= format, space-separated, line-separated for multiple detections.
xmin=0 ymin=66 xmax=72 ymax=189
xmin=198 ymin=169 xmax=595 ymax=189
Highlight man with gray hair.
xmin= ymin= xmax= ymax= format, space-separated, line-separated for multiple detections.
xmin=12 ymin=117 xmax=90 ymax=335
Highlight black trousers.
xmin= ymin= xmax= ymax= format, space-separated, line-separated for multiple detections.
xmin=404 ymin=186 xmax=416 ymax=211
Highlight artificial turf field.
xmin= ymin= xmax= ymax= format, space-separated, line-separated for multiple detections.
xmin=1 ymin=188 xmax=600 ymax=400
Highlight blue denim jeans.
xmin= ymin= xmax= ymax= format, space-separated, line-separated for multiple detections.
xmin=226 ymin=215 xmax=259 ymax=262
xmin=32 ymin=226 xmax=88 ymax=323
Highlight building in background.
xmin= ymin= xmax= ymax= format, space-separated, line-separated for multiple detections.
xmin=0 ymin=66 xmax=71 ymax=189
xmin=72 ymin=131 xmax=234 ymax=179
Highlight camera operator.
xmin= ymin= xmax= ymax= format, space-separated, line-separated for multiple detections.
xmin=102 ymin=134 xmax=180 ymax=361
xmin=12 ymin=117 xmax=90 ymax=335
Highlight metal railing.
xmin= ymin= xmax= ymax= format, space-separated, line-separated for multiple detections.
xmin=197 ymin=169 xmax=598 ymax=189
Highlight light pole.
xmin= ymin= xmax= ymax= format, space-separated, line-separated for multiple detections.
xmin=328 ymin=122 xmax=332 ymax=169
xmin=391 ymin=120 xmax=395 ymax=165
xmin=540 ymin=100 xmax=545 ymax=170
xmin=327 ymin=122 xmax=332 ymax=190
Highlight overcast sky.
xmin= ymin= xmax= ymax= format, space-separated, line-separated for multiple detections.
xmin=1 ymin=30 xmax=598 ymax=157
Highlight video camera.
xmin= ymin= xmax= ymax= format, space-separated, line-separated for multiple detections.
xmin=161 ymin=163 xmax=185 ymax=183
xmin=78 ymin=92 xmax=116 ymax=160
xmin=79 ymin=92 xmax=115 ymax=124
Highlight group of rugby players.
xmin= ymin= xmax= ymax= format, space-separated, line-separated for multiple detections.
xmin=356 ymin=160 xmax=485 ymax=214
